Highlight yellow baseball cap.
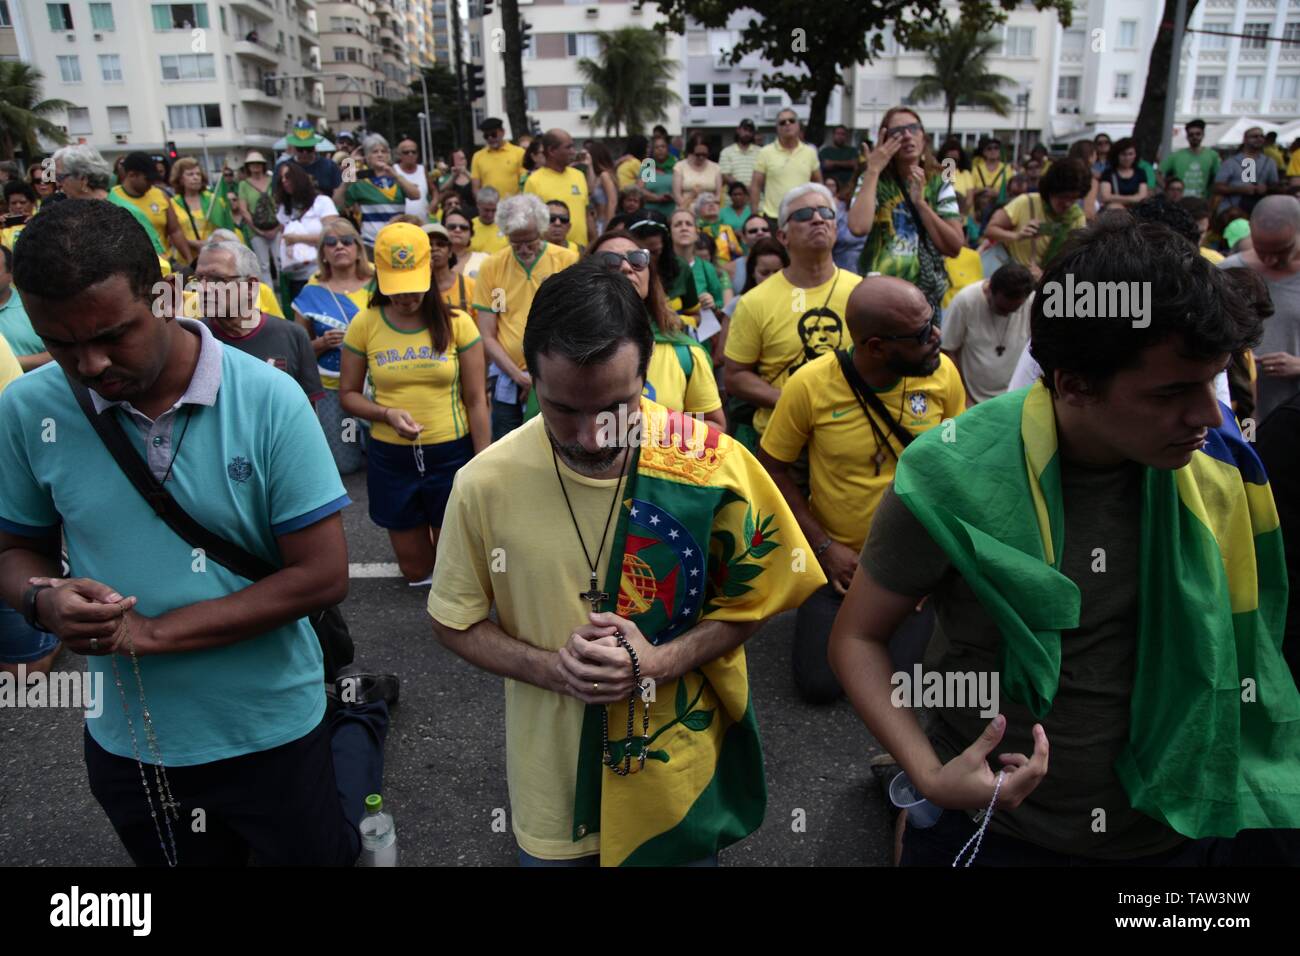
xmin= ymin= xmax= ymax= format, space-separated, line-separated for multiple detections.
xmin=373 ymin=222 xmax=431 ymax=296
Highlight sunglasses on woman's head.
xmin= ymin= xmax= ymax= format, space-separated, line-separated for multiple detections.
xmin=596 ymin=249 xmax=651 ymax=272
xmin=786 ymin=205 xmax=835 ymax=223
xmin=322 ymin=235 xmax=357 ymax=247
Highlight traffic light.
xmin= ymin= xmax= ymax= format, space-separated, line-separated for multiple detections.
xmin=166 ymin=141 xmax=178 ymax=161
xmin=520 ymin=19 xmax=532 ymax=52
xmin=465 ymin=62 xmax=484 ymax=102
xmin=481 ymin=0 xmax=493 ymax=16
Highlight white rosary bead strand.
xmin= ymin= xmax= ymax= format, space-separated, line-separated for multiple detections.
xmin=952 ymin=770 xmax=1006 ymax=868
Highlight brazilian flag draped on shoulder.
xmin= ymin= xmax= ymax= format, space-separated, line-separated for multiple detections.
xmin=572 ymin=399 xmax=825 ymax=865
xmin=893 ymin=381 xmax=1300 ymax=837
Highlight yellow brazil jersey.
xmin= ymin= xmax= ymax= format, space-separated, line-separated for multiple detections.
xmin=172 ymin=190 xmax=214 ymax=251
xmin=470 ymin=216 xmax=509 ymax=255
xmin=644 ymin=337 xmax=722 ymax=415
xmin=441 ymin=272 xmax=476 ymax=314
xmin=1200 ymin=246 xmax=1225 ymax=265
xmin=0 ymin=224 xmax=22 ymax=250
xmin=761 ymin=350 xmax=966 ymax=552
xmin=472 ymin=242 xmax=580 ymax=371
xmin=524 ymin=167 xmax=590 ymax=248
xmin=723 ymin=266 xmax=863 ymax=433
xmin=617 ymin=156 xmax=642 ymax=189
xmin=0 ymin=332 xmax=22 ymax=393
xmin=470 ymin=142 xmax=526 ymax=199
xmin=110 ymin=185 xmax=171 ymax=252
xmin=1288 ymin=151 xmax=1300 ymax=178
xmin=343 ymin=305 xmax=481 ymax=446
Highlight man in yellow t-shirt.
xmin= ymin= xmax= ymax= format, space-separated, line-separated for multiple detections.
xmin=749 ymin=109 xmax=822 ymax=220
xmin=474 ymin=193 xmax=580 ymax=439
xmin=524 ymin=128 xmax=590 ymax=248
xmin=0 ymin=332 xmax=23 ymax=393
xmin=109 ymin=151 xmax=184 ymax=255
xmin=724 ymin=184 xmax=861 ymax=445
xmin=760 ymin=276 xmax=965 ymax=703
xmin=470 ymin=117 xmax=527 ymax=199
xmin=470 ymin=187 xmax=509 ymax=254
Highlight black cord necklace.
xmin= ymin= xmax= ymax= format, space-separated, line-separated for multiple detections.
xmin=161 ymin=407 xmax=195 ymax=486
xmin=550 ymin=440 xmax=629 ymax=613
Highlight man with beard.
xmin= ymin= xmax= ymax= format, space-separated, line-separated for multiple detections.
xmin=428 ymin=259 xmax=823 ymax=866
xmin=1160 ymin=119 xmax=1219 ymax=200
xmin=760 ymin=277 xmax=965 ymax=704
xmin=720 ymin=119 xmax=761 ymax=191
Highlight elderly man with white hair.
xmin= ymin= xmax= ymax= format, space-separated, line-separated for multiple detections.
xmin=334 ymin=133 xmax=423 ymax=249
xmin=196 ymin=240 xmax=324 ymax=403
xmin=473 ymin=192 xmax=580 ymax=439
xmin=723 ymin=182 xmax=863 ymax=451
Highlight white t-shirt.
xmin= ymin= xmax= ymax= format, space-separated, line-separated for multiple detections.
xmin=941 ymin=281 xmax=1033 ymax=403
xmin=277 ymin=195 xmax=339 ymax=276
xmin=1008 ymin=341 xmax=1232 ymax=406
xmin=400 ymin=163 xmax=429 ymax=220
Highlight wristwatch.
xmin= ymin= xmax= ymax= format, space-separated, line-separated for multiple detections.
xmin=21 ymin=583 xmax=53 ymax=633
xmin=814 ymin=537 xmax=834 ymax=558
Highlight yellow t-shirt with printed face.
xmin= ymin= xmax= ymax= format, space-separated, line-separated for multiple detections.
xmin=761 ymin=350 xmax=966 ymax=552
xmin=524 ymin=167 xmax=590 ymax=248
xmin=470 ymin=142 xmax=526 ymax=198
xmin=644 ymin=340 xmax=723 ymax=415
xmin=342 ymin=306 xmax=480 ymax=446
xmin=470 ymin=216 xmax=509 ymax=254
xmin=723 ymin=267 xmax=862 ymax=433
xmin=472 ymin=242 xmax=580 ymax=371
xmin=110 ymin=185 xmax=171 ymax=251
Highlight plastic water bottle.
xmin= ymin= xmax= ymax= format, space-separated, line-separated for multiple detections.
xmin=358 ymin=793 xmax=398 ymax=867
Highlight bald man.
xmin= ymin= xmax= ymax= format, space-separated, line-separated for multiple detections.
xmin=1220 ymin=194 xmax=1300 ymax=422
xmin=523 ymin=128 xmax=590 ymax=247
xmin=758 ymin=276 xmax=966 ymax=704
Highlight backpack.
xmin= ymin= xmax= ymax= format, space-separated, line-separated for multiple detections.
xmin=252 ymin=189 xmax=278 ymax=231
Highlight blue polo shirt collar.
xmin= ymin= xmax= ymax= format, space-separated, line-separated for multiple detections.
xmin=89 ymin=318 xmax=221 ymax=415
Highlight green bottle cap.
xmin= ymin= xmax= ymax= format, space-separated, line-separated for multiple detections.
xmin=365 ymin=794 xmax=383 ymax=812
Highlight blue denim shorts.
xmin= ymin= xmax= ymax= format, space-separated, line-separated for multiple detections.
xmin=0 ymin=600 xmax=58 ymax=664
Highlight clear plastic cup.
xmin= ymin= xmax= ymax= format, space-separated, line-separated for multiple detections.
xmin=888 ymin=770 xmax=943 ymax=829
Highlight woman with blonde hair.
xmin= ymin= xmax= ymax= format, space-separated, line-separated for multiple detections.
xmin=168 ymin=156 xmax=217 ymax=264
xmin=292 ymin=217 xmax=374 ymax=474
xmin=847 ymin=106 xmax=964 ymax=314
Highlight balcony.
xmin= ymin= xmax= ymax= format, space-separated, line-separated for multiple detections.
xmin=234 ymin=39 xmax=280 ymax=66
xmin=1270 ymin=99 xmax=1300 ymax=112
xmin=230 ymin=0 xmax=274 ymax=22
xmin=238 ymin=81 xmax=278 ymax=105
xmin=1239 ymin=48 xmax=1269 ymax=63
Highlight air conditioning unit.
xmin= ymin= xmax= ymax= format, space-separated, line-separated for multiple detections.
xmin=586 ymin=6 xmax=598 ymax=17
xmin=630 ymin=2 xmax=643 ymax=13
xmin=114 ymin=133 xmax=128 ymax=144
xmin=94 ymin=32 xmax=103 ymax=41
xmin=580 ymin=113 xmax=591 ymax=121
xmin=65 ymin=33 xmax=76 ymax=42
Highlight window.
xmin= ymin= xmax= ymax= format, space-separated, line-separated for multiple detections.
xmin=89 ymin=2 xmax=114 ymax=30
xmin=99 ymin=54 xmax=122 ymax=82
xmin=219 ymin=5 xmax=226 ymax=32
xmin=225 ymin=54 xmax=231 ymax=80
xmin=565 ymin=33 xmax=599 ymax=58
xmin=1236 ymin=73 xmax=1262 ymax=100
xmin=739 ymin=93 xmax=758 ymax=106
xmin=167 ymin=103 xmax=221 ymax=128
xmin=1113 ymin=72 xmax=1131 ymax=99
xmin=567 ymin=86 xmax=595 ymax=111
xmin=0 ymin=2 xmax=10 ymax=28
xmin=525 ymin=87 xmax=538 ymax=111
xmin=763 ymin=94 xmax=782 ymax=105
xmin=333 ymin=47 xmax=362 ymax=62
xmin=56 ymin=55 xmax=81 ymax=83
xmin=689 ymin=83 xmax=707 ymax=107
xmin=151 ymin=3 xmax=209 ymax=31
xmin=469 ymin=33 xmax=481 ymax=59
xmin=1276 ymin=74 xmax=1300 ymax=100
xmin=1057 ymin=75 xmax=1080 ymax=101
xmin=1193 ymin=73 xmax=1221 ymax=101
xmin=108 ymin=105 xmax=130 ymax=133
xmin=1200 ymin=24 xmax=1230 ymax=50
xmin=1285 ymin=23 xmax=1300 ymax=49
xmin=66 ymin=106 xmax=91 ymax=134
xmin=1242 ymin=23 xmax=1270 ymax=51
xmin=1002 ymin=26 xmax=1034 ymax=57
xmin=161 ymin=53 xmax=216 ymax=80
xmin=712 ymin=83 xmax=731 ymax=106
xmin=46 ymin=3 xmax=73 ymax=30
xmin=687 ymin=31 xmax=707 ymax=56
xmin=1118 ymin=20 xmax=1137 ymax=50
xmin=1061 ymin=28 xmax=1085 ymax=53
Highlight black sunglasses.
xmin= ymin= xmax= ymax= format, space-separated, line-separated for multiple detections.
xmin=596 ymin=249 xmax=651 ymax=272
xmin=323 ymin=235 xmax=357 ymax=247
xmin=549 ymin=213 xmax=570 ymax=224
xmin=778 ymin=117 xmax=798 ymax=126
xmin=878 ymin=313 xmax=938 ymax=345
xmin=786 ymin=205 xmax=835 ymax=224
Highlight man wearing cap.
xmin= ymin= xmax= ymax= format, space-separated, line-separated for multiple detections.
xmin=1160 ymin=119 xmax=1219 ymax=200
xmin=109 ymin=152 xmax=188 ymax=257
xmin=720 ymin=119 xmax=761 ymax=191
xmin=474 ymin=193 xmax=580 ymax=440
xmin=471 ymin=118 xmax=526 ymax=201
xmin=524 ymin=129 xmax=591 ymax=249
xmin=750 ymin=110 xmax=822 ymax=227
xmin=279 ymin=120 xmax=342 ymax=198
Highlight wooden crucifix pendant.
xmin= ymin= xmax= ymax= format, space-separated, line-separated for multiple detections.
xmin=873 ymin=450 xmax=887 ymax=477
xmin=579 ymin=571 xmax=609 ymax=613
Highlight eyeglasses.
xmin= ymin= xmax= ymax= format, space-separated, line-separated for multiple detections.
xmin=744 ymin=226 xmax=770 ymax=237
xmin=187 ymin=274 xmax=248 ymax=287
xmin=596 ymin=249 xmax=651 ymax=272
xmin=322 ymin=235 xmax=357 ymax=247
xmin=549 ymin=213 xmax=570 ymax=224
xmin=877 ymin=314 xmax=939 ymax=345
xmin=778 ymin=117 xmax=798 ymax=126
xmin=445 ymin=222 xmax=471 ymax=231
xmin=786 ymin=205 xmax=835 ymax=224
xmin=886 ymin=122 xmax=922 ymax=138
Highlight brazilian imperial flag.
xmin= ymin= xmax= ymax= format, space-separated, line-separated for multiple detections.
xmin=572 ymin=400 xmax=825 ymax=865
xmin=892 ymin=381 xmax=1300 ymax=837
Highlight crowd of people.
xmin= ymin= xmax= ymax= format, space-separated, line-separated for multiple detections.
xmin=0 ymin=105 xmax=1298 ymax=869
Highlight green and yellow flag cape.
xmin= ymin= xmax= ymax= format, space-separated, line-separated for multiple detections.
xmin=572 ymin=400 xmax=825 ymax=865
xmin=893 ymin=381 xmax=1300 ymax=838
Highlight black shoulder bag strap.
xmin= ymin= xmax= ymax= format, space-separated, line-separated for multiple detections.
xmin=835 ymin=349 xmax=917 ymax=453
xmin=69 ymin=380 xmax=278 ymax=581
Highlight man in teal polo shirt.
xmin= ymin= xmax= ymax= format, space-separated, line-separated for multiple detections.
xmin=0 ymin=200 xmax=389 ymax=866
xmin=0 ymin=245 xmax=48 ymax=371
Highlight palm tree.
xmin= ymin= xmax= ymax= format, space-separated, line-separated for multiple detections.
xmin=0 ymin=62 xmax=72 ymax=160
xmin=577 ymin=28 xmax=680 ymax=138
xmin=907 ymin=26 xmax=1014 ymax=139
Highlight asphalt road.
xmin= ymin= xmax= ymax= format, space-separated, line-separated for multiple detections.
xmin=0 ymin=471 xmax=894 ymax=866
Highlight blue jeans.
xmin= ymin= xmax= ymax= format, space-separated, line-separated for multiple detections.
xmin=518 ymin=847 xmax=718 ymax=867
xmin=489 ymin=377 xmax=525 ymax=442
xmin=0 ymin=600 xmax=58 ymax=664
